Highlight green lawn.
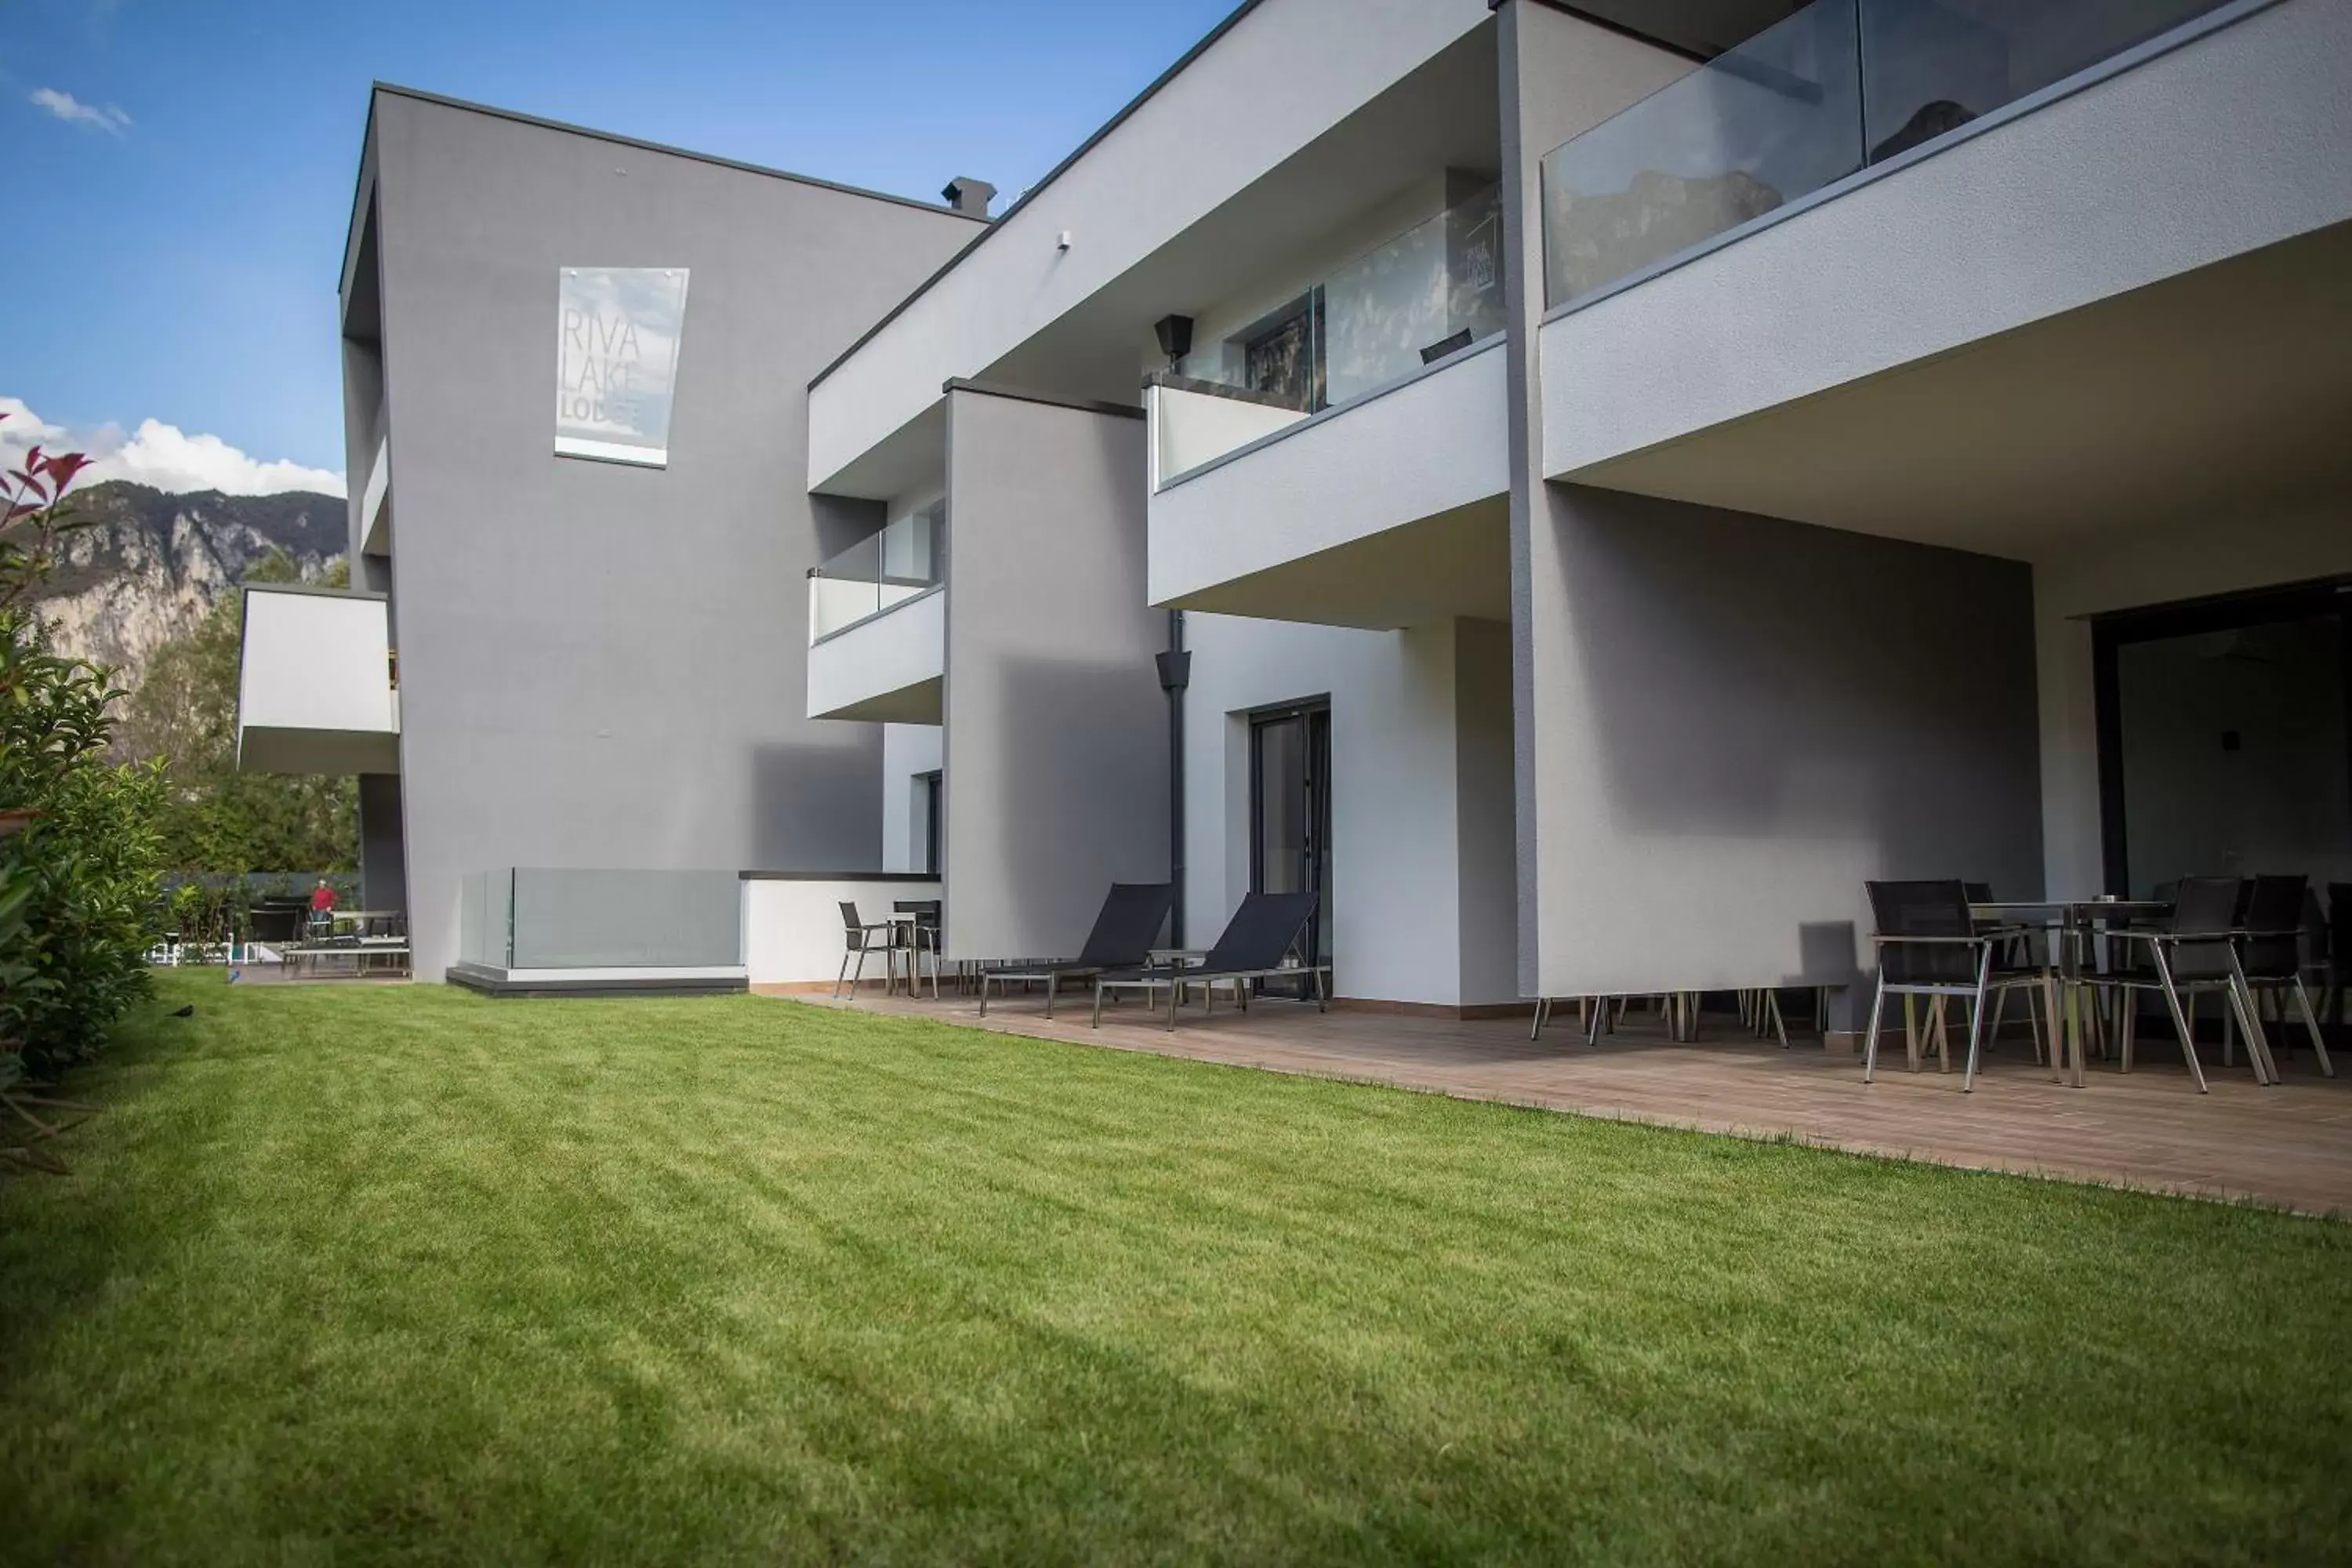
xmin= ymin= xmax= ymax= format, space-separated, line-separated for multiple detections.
xmin=2 ymin=975 xmax=2348 ymax=1565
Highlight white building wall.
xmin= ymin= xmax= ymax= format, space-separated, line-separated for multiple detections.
xmin=1184 ymin=612 xmax=1515 ymax=1009
xmin=881 ymin=723 xmax=943 ymax=873
xmin=743 ymin=876 xmax=943 ymax=985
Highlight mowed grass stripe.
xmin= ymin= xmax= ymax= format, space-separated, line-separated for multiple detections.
xmin=1 ymin=974 xmax=2345 ymax=1565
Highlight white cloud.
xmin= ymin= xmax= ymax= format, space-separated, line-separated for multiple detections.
xmin=2 ymin=397 xmax=346 ymax=498
xmin=30 ymin=88 xmax=131 ymax=135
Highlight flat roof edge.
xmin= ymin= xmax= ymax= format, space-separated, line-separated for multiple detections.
xmin=807 ymin=0 xmax=1270 ymax=392
xmin=365 ymin=82 xmax=991 ymax=224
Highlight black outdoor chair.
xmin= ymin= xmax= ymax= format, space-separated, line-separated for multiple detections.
xmin=975 ymin=883 xmax=1174 ymax=1018
xmin=1862 ymin=880 xmax=2050 ymax=1092
xmin=2228 ymin=873 xmax=2333 ymax=1080
xmin=1091 ymin=891 xmax=1325 ymax=1032
xmin=1963 ymin=880 xmax=2047 ymax=1059
xmin=894 ymin=899 xmax=943 ymax=1001
xmin=2094 ymin=876 xmax=2251 ymax=1094
xmin=833 ymin=901 xmax=898 ymax=999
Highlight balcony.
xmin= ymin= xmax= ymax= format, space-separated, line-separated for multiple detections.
xmin=1144 ymin=186 xmax=1508 ymax=627
xmin=806 ymin=503 xmax=946 ymax=723
xmin=1538 ymin=0 xmax=2242 ymax=313
xmin=235 ymin=586 xmax=399 ymax=775
xmin=1535 ymin=0 xmax=2352 ymax=525
xmin=804 ymin=0 xmax=1494 ymax=495
xmin=1151 ymin=182 xmax=1502 ymax=487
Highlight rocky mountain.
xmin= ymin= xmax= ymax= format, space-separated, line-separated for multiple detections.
xmin=27 ymin=481 xmax=347 ymax=688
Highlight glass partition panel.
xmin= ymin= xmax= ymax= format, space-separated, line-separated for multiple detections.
xmin=1543 ymin=0 xmax=1863 ymax=307
xmin=1542 ymin=0 xmax=2240 ymax=308
xmin=1177 ymin=182 xmax=1506 ymax=416
xmin=808 ymin=499 xmax=945 ymax=644
xmin=507 ymin=869 xmax=741 ymax=970
xmin=457 ymin=869 xmax=513 ymax=968
xmin=1324 ymin=183 xmax=1504 ymax=406
xmin=1859 ymin=0 xmax=2233 ymax=162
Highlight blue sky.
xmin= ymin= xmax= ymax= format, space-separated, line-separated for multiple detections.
xmin=5 ymin=0 xmax=1235 ymax=492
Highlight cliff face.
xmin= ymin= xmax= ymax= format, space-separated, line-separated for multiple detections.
xmin=27 ymin=481 xmax=347 ymax=686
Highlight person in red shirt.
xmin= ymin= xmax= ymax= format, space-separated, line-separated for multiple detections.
xmin=309 ymin=878 xmax=337 ymax=933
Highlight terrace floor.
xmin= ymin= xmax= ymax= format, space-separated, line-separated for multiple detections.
xmin=770 ymin=983 xmax=2352 ymax=1217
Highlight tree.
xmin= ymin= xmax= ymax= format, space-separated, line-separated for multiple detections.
xmin=118 ymin=548 xmax=358 ymax=877
xmin=1 ymin=422 xmax=166 ymax=1080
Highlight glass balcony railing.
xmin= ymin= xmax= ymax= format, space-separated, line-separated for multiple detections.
xmin=1541 ymin=0 xmax=2238 ymax=309
xmin=1176 ymin=181 xmax=1505 ymax=416
xmin=808 ymin=500 xmax=944 ymax=644
xmin=459 ymin=869 xmax=742 ymax=970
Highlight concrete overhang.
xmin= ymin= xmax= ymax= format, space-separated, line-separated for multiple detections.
xmin=808 ymin=3 xmax=1498 ymax=497
xmin=1558 ymin=216 xmax=2352 ymax=566
xmin=807 ymin=587 xmax=946 ymax=724
xmin=1541 ymin=0 xmax=2352 ymax=519
xmin=1148 ymin=339 xmax=1508 ymax=629
xmin=236 ymin=586 xmax=400 ymax=775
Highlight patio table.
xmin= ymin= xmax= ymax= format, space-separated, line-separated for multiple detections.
xmin=1970 ymin=898 xmax=2171 ymax=1087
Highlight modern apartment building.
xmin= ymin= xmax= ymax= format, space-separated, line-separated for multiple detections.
xmin=242 ymin=0 xmax=2352 ymax=1022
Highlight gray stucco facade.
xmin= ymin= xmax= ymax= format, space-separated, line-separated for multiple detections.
xmin=345 ymin=88 xmax=982 ymax=978
xmin=1515 ymin=485 xmax=2044 ymax=1012
xmin=940 ymin=384 xmax=1169 ymax=962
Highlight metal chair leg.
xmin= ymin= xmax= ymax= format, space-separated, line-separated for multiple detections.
xmin=2151 ymin=946 xmax=2209 ymax=1094
xmin=2224 ymin=953 xmax=2279 ymax=1086
xmin=1864 ymin=976 xmax=1889 ymax=1083
xmin=1962 ymin=948 xmax=1993 ymax=1093
xmin=833 ymin=951 xmax=851 ymax=1000
xmin=2291 ymin=975 xmax=2335 ymax=1078
xmin=1768 ymin=989 xmax=1790 ymax=1050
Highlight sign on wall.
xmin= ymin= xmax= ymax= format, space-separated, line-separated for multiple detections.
xmin=554 ymin=267 xmax=691 ymax=466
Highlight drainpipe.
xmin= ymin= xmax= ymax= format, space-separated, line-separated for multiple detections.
xmin=1156 ymin=609 xmax=1191 ymax=947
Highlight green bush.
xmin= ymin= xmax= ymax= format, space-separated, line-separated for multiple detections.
xmin=0 ymin=427 xmax=166 ymax=1078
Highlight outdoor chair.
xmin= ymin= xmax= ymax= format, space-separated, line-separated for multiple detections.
xmin=2092 ymin=876 xmax=2254 ymax=1094
xmin=1091 ymin=890 xmax=1325 ymax=1032
xmin=2227 ymin=873 xmax=2333 ymax=1080
xmin=1862 ymin=880 xmax=2052 ymax=1092
xmin=895 ymin=899 xmax=943 ymax=1001
xmin=1963 ymin=880 xmax=2049 ymax=1063
xmin=976 ymin=883 xmax=1173 ymax=1017
xmin=833 ymin=901 xmax=898 ymax=999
